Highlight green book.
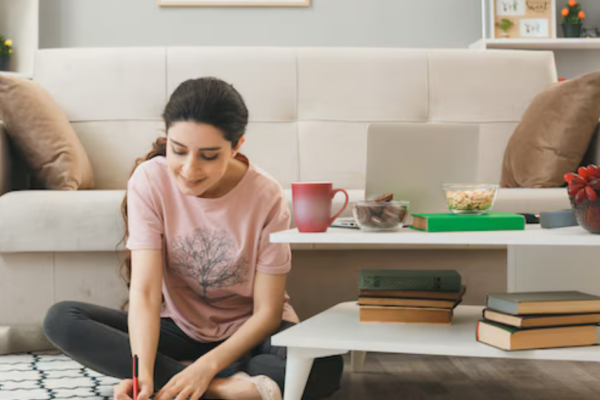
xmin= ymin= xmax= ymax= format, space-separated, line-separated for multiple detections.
xmin=486 ymin=291 xmax=600 ymax=315
xmin=410 ymin=212 xmax=525 ymax=232
xmin=359 ymin=269 xmax=461 ymax=292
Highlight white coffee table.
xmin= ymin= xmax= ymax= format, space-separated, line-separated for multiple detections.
xmin=270 ymin=225 xmax=600 ymax=400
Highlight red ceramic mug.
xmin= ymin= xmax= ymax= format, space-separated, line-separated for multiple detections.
xmin=292 ymin=182 xmax=349 ymax=233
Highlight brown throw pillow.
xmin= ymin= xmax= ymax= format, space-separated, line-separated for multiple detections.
xmin=501 ymin=72 xmax=600 ymax=188
xmin=0 ymin=74 xmax=94 ymax=190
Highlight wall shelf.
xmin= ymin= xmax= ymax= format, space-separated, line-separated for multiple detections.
xmin=470 ymin=38 xmax=600 ymax=51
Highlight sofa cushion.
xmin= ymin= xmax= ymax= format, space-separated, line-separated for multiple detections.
xmin=428 ymin=50 xmax=556 ymax=123
xmin=298 ymin=122 xmax=368 ymax=190
xmin=70 ymin=121 xmax=300 ymax=191
xmin=297 ymin=48 xmax=428 ymax=122
xmin=476 ymin=123 xmax=520 ymax=184
xmin=501 ymin=72 xmax=600 ymax=188
xmin=168 ymin=47 xmax=297 ymax=122
xmin=494 ymin=188 xmax=570 ymax=214
xmin=35 ymin=48 xmax=166 ymax=122
xmin=0 ymin=74 xmax=95 ymax=190
xmin=0 ymin=191 xmax=125 ymax=253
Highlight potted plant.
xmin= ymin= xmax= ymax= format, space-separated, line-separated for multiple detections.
xmin=0 ymin=36 xmax=12 ymax=72
xmin=561 ymin=0 xmax=585 ymax=38
xmin=496 ymin=18 xmax=514 ymax=38
xmin=564 ymin=165 xmax=600 ymax=233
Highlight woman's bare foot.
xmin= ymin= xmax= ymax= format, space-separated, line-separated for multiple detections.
xmin=228 ymin=372 xmax=282 ymax=400
xmin=204 ymin=376 xmax=262 ymax=400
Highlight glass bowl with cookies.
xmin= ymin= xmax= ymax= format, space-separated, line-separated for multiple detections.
xmin=353 ymin=193 xmax=410 ymax=232
xmin=443 ymin=184 xmax=499 ymax=214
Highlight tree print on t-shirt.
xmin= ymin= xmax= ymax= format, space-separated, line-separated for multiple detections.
xmin=170 ymin=227 xmax=249 ymax=303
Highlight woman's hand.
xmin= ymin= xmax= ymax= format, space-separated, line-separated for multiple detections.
xmin=113 ymin=378 xmax=154 ymax=400
xmin=153 ymin=360 xmax=217 ymax=400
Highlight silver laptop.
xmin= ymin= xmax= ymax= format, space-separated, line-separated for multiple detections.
xmin=365 ymin=123 xmax=480 ymax=218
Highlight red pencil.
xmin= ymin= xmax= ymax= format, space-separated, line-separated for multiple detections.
xmin=133 ymin=355 xmax=139 ymax=400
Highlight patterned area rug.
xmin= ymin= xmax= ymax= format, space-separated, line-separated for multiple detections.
xmin=0 ymin=351 xmax=119 ymax=400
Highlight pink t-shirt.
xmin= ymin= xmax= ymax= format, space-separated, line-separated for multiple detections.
xmin=126 ymin=155 xmax=298 ymax=342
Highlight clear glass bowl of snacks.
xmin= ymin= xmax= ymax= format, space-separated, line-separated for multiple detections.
xmin=352 ymin=200 xmax=410 ymax=232
xmin=443 ymin=184 xmax=499 ymax=214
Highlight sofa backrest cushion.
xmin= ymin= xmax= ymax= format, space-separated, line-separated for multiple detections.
xmin=501 ymin=72 xmax=600 ymax=188
xmin=0 ymin=73 xmax=95 ymax=190
xmin=33 ymin=47 xmax=557 ymax=190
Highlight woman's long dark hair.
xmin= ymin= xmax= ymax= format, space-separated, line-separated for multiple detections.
xmin=118 ymin=77 xmax=249 ymax=307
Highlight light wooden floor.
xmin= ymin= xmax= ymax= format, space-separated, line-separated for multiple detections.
xmin=329 ymin=353 xmax=600 ymax=399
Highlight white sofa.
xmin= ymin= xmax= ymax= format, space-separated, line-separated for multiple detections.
xmin=0 ymin=47 xmax=573 ymax=354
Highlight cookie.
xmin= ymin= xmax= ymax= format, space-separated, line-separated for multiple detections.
xmin=374 ymin=193 xmax=394 ymax=202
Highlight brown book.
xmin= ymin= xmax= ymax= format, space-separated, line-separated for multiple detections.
xmin=476 ymin=320 xmax=598 ymax=351
xmin=358 ymin=297 xmax=457 ymax=309
xmin=359 ymin=306 xmax=453 ymax=324
xmin=483 ymin=309 xmax=600 ymax=329
xmin=359 ymin=285 xmax=466 ymax=301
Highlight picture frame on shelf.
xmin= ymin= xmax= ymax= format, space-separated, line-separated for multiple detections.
xmin=489 ymin=0 xmax=557 ymax=39
xmin=158 ymin=0 xmax=310 ymax=6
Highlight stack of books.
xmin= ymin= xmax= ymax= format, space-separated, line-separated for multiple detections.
xmin=358 ymin=269 xmax=466 ymax=324
xmin=477 ymin=291 xmax=600 ymax=351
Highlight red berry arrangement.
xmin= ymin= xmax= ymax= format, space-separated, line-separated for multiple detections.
xmin=564 ymin=165 xmax=600 ymax=203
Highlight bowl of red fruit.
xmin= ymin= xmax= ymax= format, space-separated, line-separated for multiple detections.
xmin=565 ymin=165 xmax=600 ymax=234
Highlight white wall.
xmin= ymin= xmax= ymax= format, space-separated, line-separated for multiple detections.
xmin=0 ymin=0 xmax=38 ymax=75
xmin=36 ymin=0 xmax=600 ymax=79
xmin=40 ymin=0 xmax=483 ymax=49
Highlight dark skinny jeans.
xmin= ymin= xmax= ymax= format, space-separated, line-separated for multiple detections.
xmin=43 ymin=301 xmax=343 ymax=399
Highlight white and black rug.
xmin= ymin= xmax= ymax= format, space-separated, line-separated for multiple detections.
xmin=0 ymin=351 xmax=119 ymax=400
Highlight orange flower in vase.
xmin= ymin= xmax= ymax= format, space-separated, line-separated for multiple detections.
xmin=562 ymin=0 xmax=585 ymax=38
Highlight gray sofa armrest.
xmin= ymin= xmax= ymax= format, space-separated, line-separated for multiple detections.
xmin=0 ymin=122 xmax=11 ymax=196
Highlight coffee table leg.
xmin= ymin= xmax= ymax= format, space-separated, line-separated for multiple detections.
xmin=284 ymin=347 xmax=348 ymax=400
xmin=284 ymin=348 xmax=314 ymax=400
xmin=350 ymin=351 xmax=366 ymax=372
